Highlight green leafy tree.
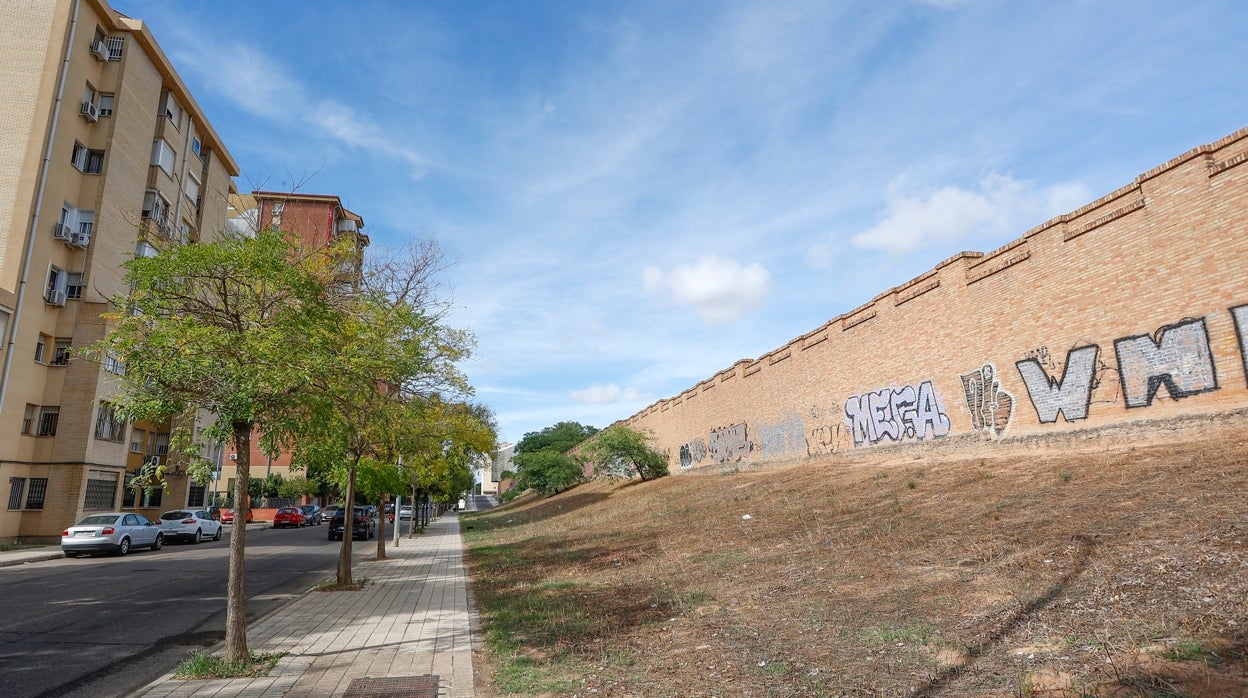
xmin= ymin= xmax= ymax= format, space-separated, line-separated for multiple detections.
xmin=293 ymin=240 xmax=477 ymax=581
xmin=582 ymin=425 xmax=670 ymax=482
xmin=511 ymin=421 xmax=598 ymax=496
xmin=96 ymin=228 xmax=347 ymax=662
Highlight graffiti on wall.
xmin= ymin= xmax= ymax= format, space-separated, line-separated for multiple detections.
xmin=1016 ymin=345 xmax=1100 ymax=423
xmin=844 ymin=380 xmax=951 ymax=447
xmin=1114 ymin=317 xmax=1218 ymax=408
xmin=708 ymin=423 xmax=751 ymax=463
xmin=1234 ymin=305 xmax=1248 ymax=384
xmin=756 ymin=416 xmax=806 ymax=458
xmin=679 ymin=439 xmax=708 ymax=469
xmin=807 ymin=405 xmax=851 ymax=455
xmin=959 ymin=363 xmax=1015 ymax=436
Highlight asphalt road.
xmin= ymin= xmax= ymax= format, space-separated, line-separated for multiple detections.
xmin=0 ymin=518 xmax=391 ymax=698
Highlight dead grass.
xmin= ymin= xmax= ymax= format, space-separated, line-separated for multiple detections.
xmin=464 ymin=415 xmax=1248 ymax=697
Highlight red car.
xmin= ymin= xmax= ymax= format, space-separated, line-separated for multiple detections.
xmin=219 ymin=508 xmax=253 ymax=524
xmin=272 ymin=507 xmax=307 ymax=528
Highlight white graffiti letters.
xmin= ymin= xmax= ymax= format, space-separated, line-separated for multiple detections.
xmin=1015 ymin=345 xmax=1099 ymax=423
xmin=1114 ymin=317 xmax=1218 ymax=408
xmin=844 ymin=380 xmax=950 ymax=447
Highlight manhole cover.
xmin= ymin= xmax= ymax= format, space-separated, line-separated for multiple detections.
xmin=343 ymin=675 xmax=440 ymax=698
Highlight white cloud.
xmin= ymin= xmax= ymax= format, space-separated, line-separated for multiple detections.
xmin=846 ymin=173 xmax=1091 ymax=256
xmin=570 ymin=383 xmax=647 ymax=405
xmin=643 ymin=255 xmax=772 ymax=323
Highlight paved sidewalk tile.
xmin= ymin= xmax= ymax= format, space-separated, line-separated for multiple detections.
xmin=129 ymin=514 xmax=477 ymax=698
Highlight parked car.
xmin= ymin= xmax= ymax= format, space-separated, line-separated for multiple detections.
xmin=272 ymin=507 xmax=307 ymax=528
xmin=398 ymin=505 xmax=414 ymax=520
xmin=219 ymin=508 xmax=254 ymax=524
xmin=61 ymin=512 xmax=164 ymax=557
xmin=299 ymin=505 xmax=322 ymax=525
xmin=328 ymin=507 xmax=375 ymax=541
xmin=158 ymin=509 xmax=223 ymax=543
xmin=320 ymin=505 xmax=343 ymax=524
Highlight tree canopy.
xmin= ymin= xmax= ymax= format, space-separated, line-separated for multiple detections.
xmin=581 ymin=425 xmax=670 ymax=482
xmin=511 ymin=421 xmax=598 ymax=496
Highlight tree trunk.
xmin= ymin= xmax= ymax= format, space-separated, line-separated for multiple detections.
xmin=336 ymin=462 xmax=357 ymax=585
xmin=375 ymin=494 xmax=386 ymax=560
xmin=224 ymin=420 xmax=252 ymax=662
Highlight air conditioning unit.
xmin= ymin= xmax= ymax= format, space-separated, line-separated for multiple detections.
xmin=71 ymin=230 xmax=91 ymax=248
xmin=145 ymin=455 xmax=163 ymax=468
xmin=51 ymin=223 xmax=74 ymax=242
xmin=229 ymin=453 xmax=238 ymax=461
xmin=90 ymin=40 xmax=108 ymax=61
xmin=80 ymin=101 xmax=99 ymax=122
xmin=45 ymin=289 xmax=67 ymax=307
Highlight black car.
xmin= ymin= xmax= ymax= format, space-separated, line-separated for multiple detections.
xmin=328 ymin=507 xmax=375 ymax=541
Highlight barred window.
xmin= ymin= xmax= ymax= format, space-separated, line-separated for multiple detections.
xmin=104 ymin=353 xmax=126 ymax=375
xmin=141 ymin=486 xmax=163 ymax=508
xmin=121 ymin=474 xmax=136 ymax=508
xmin=21 ymin=404 xmax=36 ymax=435
xmin=187 ymin=483 xmax=207 ymax=508
xmin=24 ymin=478 xmax=47 ymax=509
xmin=37 ymin=407 xmax=59 ymax=437
xmin=94 ymin=402 xmax=126 ymax=441
xmin=7 ymin=478 xmax=25 ymax=510
xmin=83 ymin=471 xmax=117 ymax=510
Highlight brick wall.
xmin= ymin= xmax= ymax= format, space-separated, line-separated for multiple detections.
xmin=624 ymin=127 xmax=1248 ymax=472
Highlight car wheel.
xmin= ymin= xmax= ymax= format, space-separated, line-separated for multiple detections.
xmin=193 ymin=529 xmax=202 ymax=544
xmin=213 ymin=526 xmax=222 ymax=541
xmin=117 ymin=537 xmax=131 ymax=556
xmin=152 ymin=533 xmax=164 ymax=551
xmin=64 ymin=552 xmax=77 ymax=558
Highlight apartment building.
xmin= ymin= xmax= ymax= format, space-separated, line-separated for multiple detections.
xmin=214 ymin=191 xmax=368 ymax=503
xmin=0 ymin=0 xmax=239 ymax=541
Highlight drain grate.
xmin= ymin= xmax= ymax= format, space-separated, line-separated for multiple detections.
xmin=343 ymin=675 xmax=440 ymax=698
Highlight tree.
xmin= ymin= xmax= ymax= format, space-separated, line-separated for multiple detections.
xmin=293 ymin=240 xmax=477 ymax=582
xmin=511 ymin=421 xmax=598 ymax=496
xmin=96 ymin=228 xmax=347 ymax=662
xmin=582 ymin=425 xmax=670 ymax=482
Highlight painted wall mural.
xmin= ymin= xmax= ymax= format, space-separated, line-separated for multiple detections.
xmin=959 ymin=363 xmax=1015 ymax=436
xmin=1114 ymin=317 xmax=1218 ymax=408
xmin=1016 ymin=345 xmax=1100 ymax=423
xmin=679 ymin=439 xmax=708 ymax=469
xmin=844 ymin=380 xmax=951 ymax=447
xmin=756 ymin=416 xmax=807 ymax=458
xmin=708 ymin=423 xmax=751 ymax=463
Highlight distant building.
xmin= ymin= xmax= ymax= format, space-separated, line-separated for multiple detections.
xmin=0 ymin=0 xmax=239 ymax=542
xmin=490 ymin=443 xmax=514 ymax=495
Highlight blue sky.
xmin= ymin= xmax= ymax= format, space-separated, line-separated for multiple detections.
xmin=116 ymin=0 xmax=1248 ymax=445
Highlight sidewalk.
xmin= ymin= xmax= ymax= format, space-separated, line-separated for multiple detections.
xmin=130 ymin=513 xmax=478 ymax=698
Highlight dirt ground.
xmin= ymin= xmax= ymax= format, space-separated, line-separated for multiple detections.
xmin=465 ymin=414 xmax=1248 ymax=697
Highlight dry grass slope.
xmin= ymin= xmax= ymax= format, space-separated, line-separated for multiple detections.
xmin=465 ymin=416 xmax=1248 ymax=697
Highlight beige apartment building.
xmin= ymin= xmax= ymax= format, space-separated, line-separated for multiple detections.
xmin=0 ymin=0 xmax=239 ymax=542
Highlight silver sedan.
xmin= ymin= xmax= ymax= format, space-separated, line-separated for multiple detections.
xmin=61 ymin=512 xmax=164 ymax=557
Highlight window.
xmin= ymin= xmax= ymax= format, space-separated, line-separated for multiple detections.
xmin=94 ymin=402 xmax=126 ymax=442
xmin=21 ymin=404 xmax=35 ymax=435
xmin=106 ymin=35 xmax=124 ymax=61
xmin=71 ymin=142 xmax=104 ymax=174
xmin=53 ymin=339 xmax=72 ymax=366
xmin=191 ymin=136 xmax=202 ymax=156
xmin=66 ymin=273 xmax=83 ymax=300
xmin=130 ymin=428 xmax=145 ymax=453
xmin=142 ymin=189 xmax=169 ymax=224
xmin=36 ymin=406 xmax=59 ymax=437
xmin=105 ymin=352 xmax=125 ymax=375
xmin=24 ymin=478 xmax=47 ymax=510
xmin=46 ymin=265 xmax=68 ymax=305
xmin=159 ymin=91 xmax=182 ymax=129
xmin=7 ymin=478 xmax=24 ymax=510
xmin=135 ymin=240 xmax=158 ymax=259
xmin=187 ymin=484 xmax=207 ymax=508
xmin=121 ymin=474 xmax=135 ymax=508
xmin=149 ymin=432 xmax=170 ymax=456
xmin=84 ymin=471 xmax=117 ymax=510
xmin=34 ymin=334 xmax=47 ymax=363
xmin=98 ymin=93 xmax=114 ymax=117
xmin=76 ymin=210 xmax=93 ymax=238
xmin=184 ymin=170 xmax=200 ymax=203
xmin=150 ymin=139 xmax=175 ymax=176
xmin=141 ymin=486 xmax=163 ymax=508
